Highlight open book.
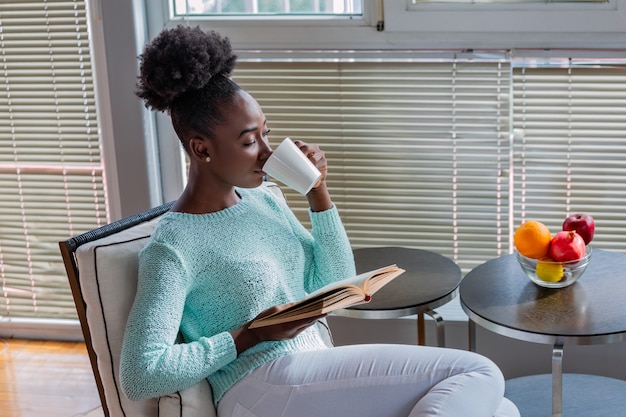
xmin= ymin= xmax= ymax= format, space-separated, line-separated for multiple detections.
xmin=248 ymin=264 xmax=405 ymax=329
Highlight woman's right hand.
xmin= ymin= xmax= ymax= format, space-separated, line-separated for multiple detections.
xmin=230 ymin=304 xmax=326 ymax=355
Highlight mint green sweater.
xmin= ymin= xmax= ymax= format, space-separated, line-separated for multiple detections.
xmin=120 ymin=185 xmax=356 ymax=404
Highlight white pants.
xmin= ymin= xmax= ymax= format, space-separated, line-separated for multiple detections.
xmin=218 ymin=344 xmax=520 ymax=417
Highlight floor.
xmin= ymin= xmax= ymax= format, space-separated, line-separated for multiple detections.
xmin=0 ymin=338 xmax=104 ymax=417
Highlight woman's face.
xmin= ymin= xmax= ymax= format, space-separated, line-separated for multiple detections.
xmin=207 ymin=90 xmax=273 ymax=189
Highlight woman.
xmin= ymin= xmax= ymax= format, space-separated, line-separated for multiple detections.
xmin=120 ymin=25 xmax=520 ymax=417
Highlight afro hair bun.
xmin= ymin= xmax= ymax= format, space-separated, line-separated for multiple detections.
xmin=136 ymin=25 xmax=237 ymax=112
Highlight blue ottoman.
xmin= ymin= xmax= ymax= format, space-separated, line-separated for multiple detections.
xmin=505 ymin=373 xmax=626 ymax=417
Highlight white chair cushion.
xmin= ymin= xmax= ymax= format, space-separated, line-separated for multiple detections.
xmin=158 ymin=381 xmax=215 ymax=416
xmin=75 ymin=216 xmax=216 ymax=417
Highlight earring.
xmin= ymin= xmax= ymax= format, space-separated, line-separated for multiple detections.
xmin=205 ymin=156 xmax=211 ymax=163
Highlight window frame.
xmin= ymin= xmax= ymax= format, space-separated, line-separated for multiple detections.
xmin=148 ymin=0 xmax=626 ymax=50
xmin=154 ymin=0 xmax=375 ymax=28
xmin=0 ymin=0 xmax=111 ymax=337
xmin=384 ymin=0 xmax=626 ymax=50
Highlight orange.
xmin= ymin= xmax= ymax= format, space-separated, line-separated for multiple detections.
xmin=514 ymin=220 xmax=552 ymax=259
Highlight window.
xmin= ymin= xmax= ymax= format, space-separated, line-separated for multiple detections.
xmin=173 ymin=0 xmax=363 ymax=16
xmin=512 ymin=62 xmax=626 ymax=249
xmin=387 ymin=0 xmax=626 ymax=50
xmin=0 ymin=1 xmax=107 ymax=329
xmin=234 ymin=56 xmax=511 ymax=269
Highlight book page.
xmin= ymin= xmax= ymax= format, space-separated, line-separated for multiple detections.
xmin=306 ymin=264 xmax=400 ymax=298
xmin=363 ymin=266 xmax=404 ymax=294
xmin=248 ymin=264 xmax=404 ymax=328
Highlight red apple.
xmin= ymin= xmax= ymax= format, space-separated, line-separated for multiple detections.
xmin=549 ymin=230 xmax=586 ymax=262
xmin=562 ymin=213 xmax=595 ymax=245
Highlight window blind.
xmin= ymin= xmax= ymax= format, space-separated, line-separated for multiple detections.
xmin=0 ymin=0 xmax=107 ymax=321
xmin=235 ymin=57 xmax=626 ymax=320
xmin=235 ymin=60 xmax=512 ymax=276
xmin=512 ymin=64 xmax=626 ymax=251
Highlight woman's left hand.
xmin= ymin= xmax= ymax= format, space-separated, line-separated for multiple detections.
xmin=293 ymin=140 xmax=327 ymax=189
xmin=292 ymin=139 xmax=333 ymax=211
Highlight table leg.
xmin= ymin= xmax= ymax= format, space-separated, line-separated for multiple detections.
xmin=417 ymin=313 xmax=426 ymax=345
xmin=552 ymin=343 xmax=564 ymax=417
xmin=468 ymin=320 xmax=476 ymax=352
xmin=425 ymin=310 xmax=445 ymax=347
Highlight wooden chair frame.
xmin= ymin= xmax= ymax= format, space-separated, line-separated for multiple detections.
xmin=59 ymin=201 xmax=174 ymax=416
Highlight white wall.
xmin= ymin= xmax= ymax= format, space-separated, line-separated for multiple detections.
xmin=90 ymin=0 xmax=159 ymax=219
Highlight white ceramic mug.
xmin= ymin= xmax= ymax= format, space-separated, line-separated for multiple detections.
xmin=263 ymin=138 xmax=322 ymax=195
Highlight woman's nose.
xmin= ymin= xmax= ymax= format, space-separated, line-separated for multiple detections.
xmin=260 ymin=138 xmax=273 ymax=160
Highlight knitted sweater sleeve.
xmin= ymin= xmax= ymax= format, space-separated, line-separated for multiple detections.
xmin=301 ymin=205 xmax=357 ymax=293
xmin=119 ymin=241 xmax=237 ymax=401
xmin=263 ymin=186 xmax=355 ymax=292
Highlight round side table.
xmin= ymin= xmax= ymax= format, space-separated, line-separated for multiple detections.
xmin=460 ymin=248 xmax=626 ymax=417
xmin=333 ymin=246 xmax=462 ymax=346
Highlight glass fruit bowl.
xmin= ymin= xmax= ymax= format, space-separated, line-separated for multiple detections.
xmin=515 ymin=246 xmax=592 ymax=289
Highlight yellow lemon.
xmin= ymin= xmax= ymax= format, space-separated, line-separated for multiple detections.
xmin=536 ymin=260 xmax=564 ymax=282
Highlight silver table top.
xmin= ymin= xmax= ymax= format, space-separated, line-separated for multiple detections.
xmin=460 ymin=248 xmax=626 ymax=345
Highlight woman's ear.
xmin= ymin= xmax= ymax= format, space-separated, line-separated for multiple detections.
xmin=189 ymin=137 xmax=211 ymax=163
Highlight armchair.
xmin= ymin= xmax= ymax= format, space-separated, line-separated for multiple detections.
xmin=59 ymin=182 xmax=332 ymax=417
